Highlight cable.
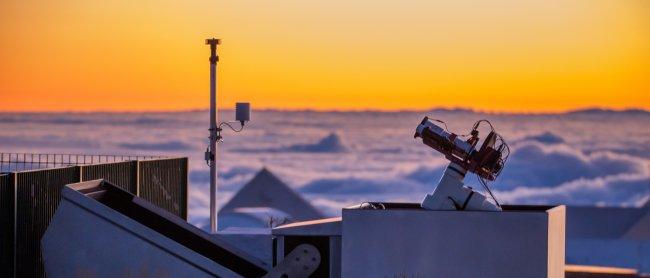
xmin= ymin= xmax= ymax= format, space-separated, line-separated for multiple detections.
xmin=478 ymin=175 xmax=501 ymax=208
xmin=491 ymin=134 xmax=510 ymax=178
xmin=471 ymin=119 xmax=505 ymax=209
xmin=219 ymin=121 xmax=244 ymax=132
xmin=473 ymin=119 xmax=495 ymax=132
xmin=206 ymin=122 xmax=246 ymax=166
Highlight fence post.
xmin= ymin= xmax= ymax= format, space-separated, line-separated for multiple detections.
xmin=12 ymin=172 xmax=17 ymax=278
xmin=78 ymin=165 xmax=83 ymax=182
xmin=182 ymin=157 xmax=189 ymax=220
xmin=135 ymin=160 xmax=141 ymax=197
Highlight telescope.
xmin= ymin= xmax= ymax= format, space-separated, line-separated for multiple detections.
xmin=414 ymin=117 xmax=509 ymax=211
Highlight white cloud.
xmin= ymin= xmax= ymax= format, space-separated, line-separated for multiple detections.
xmin=495 ymin=142 xmax=646 ymax=190
xmin=498 ymin=173 xmax=650 ymax=207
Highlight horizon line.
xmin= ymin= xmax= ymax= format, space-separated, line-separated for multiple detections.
xmin=0 ymin=106 xmax=648 ymax=115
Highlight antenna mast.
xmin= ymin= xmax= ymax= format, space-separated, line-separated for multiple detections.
xmin=206 ymin=38 xmax=220 ymax=233
xmin=204 ymin=38 xmax=251 ymax=233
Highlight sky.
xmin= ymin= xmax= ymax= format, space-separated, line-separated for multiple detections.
xmin=1 ymin=0 xmax=649 ymax=112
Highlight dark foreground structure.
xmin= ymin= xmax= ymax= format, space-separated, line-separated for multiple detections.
xmin=1 ymin=153 xmax=647 ymax=277
xmin=0 ymin=153 xmax=188 ymax=277
xmin=43 ymin=179 xmax=267 ymax=277
xmin=44 ymin=182 xmax=645 ymax=277
xmin=42 ymin=179 xmax=321 ymax=277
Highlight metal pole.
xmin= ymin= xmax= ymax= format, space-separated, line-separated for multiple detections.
xmin=206 ymin=38 xmax=220 ymax=233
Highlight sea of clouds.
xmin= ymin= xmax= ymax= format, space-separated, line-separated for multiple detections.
xmin=1 ymin=109 xmax=648 ymax=226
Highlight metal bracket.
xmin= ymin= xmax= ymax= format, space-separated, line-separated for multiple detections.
xmin=263 ymin=244 xmax=321 ymax=278
xmin=208 ymin=127 xmax=222 ymax=140
xmin=204 ymin=149 xmax=214 ymax=162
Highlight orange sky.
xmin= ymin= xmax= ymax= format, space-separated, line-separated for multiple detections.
xmin=1 ymin=0 xmax=649 ymax=112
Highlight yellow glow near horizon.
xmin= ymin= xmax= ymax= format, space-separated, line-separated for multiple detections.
xmin=1 ymin=0 xmax=648 ymax=112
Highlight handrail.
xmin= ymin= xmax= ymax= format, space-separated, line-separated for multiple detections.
xmin=0 ymin=152 xmax=167 ymax=173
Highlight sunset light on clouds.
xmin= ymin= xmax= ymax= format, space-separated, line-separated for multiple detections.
xmin=1 ymin=0 xmax=648 ymax=112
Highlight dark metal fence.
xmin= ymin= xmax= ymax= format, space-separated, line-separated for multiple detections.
xmin=0 ymin=174 xmax=15 ymax=276
xmin=15 ymin=167 xmax=80 ymax=277
xmin=0 ymin=155 xmax=188 ymax=278
xmin=139 ymin=158 xmax=189 ymax=220
xmin=0 ymin=153 xmax=161 ymax=173
xmin=81 ymin=161 xmax=139 ymax=194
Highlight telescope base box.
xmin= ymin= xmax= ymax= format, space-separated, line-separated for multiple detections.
xmin=341 ymin=203 xmax=565 ymax=278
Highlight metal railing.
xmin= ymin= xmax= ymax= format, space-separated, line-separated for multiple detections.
xmin=0 ymin=153 xmax=163 ymax=173
xmin=0 ymin=154 xmax=188 ymax=278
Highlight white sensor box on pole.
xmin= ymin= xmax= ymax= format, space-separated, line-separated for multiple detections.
xmin=236 ymin=102 xmax=251 ymax=123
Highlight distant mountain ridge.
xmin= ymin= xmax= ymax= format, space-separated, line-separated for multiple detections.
xmin=565 ymin=108 xmax=650 ymax=115
xmin=425 ymin=107 xmax=650 ymax=115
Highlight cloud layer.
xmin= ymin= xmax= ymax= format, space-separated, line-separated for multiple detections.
xmin=496 ymin=143 xmax=646 ymax=190
xmin=118 ymin=140 xmax=193 ymax=151
xmin=285 ymin=133 xmax=348 ymax=153
xmin=1 ymin=109 xmax=648 ymax=226
xmin=519 ymin=132 xmax=565 ymax=144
